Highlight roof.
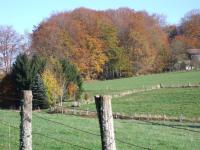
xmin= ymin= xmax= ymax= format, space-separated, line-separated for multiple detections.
xmin=187 ymin=49 xmax=200 ymax=55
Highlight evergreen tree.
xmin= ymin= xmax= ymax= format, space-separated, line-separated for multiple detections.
xmin=31 ymin=74 xmax=48 ymax=109
xmin=31 ymin=54 xmax=46 ymax=75
xmin=12 ymin=53 xmax=35 ymax=91
xmin=11 ymin=53 xmax=49 ymax=108
xmin=12 ymin=53 xmax=46 ymax=91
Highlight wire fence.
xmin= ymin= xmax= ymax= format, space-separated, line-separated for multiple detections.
xmin=0 ymin=118 xmax=94 ymax=150
xmin=33 ymin=113 xmax=152 ymax=150
xmin=0 ymin=109 xmax=200 ymax=150
xmin=0 ymin=112 xmax=153 ymax=150
xmin=0 ymin=119 xmax=19 ymax=150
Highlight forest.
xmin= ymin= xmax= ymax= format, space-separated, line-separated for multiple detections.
xmin=31 ymin=8 xmax=200 ymax=79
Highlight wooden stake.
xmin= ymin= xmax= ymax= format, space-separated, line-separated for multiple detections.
xmin=20 ymin=90 xmax=32 ymax=150
xmin=95 ymin=95 xmax=116 ymax=150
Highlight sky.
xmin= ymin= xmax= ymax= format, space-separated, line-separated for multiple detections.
xmin=0 ymin=0 xmax=199 ymax=34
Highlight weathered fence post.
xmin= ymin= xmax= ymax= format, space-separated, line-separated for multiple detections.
xmin=20 ymin=90 xmax=32 ymax=150
xmin=95 ymin=95 xmax=116 ymax=150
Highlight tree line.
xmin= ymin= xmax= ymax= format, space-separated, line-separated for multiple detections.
xmin=31 ymin=8 xmax=200 ymax=79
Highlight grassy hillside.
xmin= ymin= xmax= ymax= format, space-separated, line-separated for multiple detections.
xmin=82 ymin=71 xmax=200 ymax=118
xmin=84 ymin=71 xmax=200 ymax=92
xmin=0 ymin=110 xmax=200 ymax=150
xmin=81 ymin=88 xmax=200 ymax=117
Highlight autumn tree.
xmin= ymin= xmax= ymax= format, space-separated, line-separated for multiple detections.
xmin=42 ymin=69 xmax=61 ymax=106
xmin=100 ymin=24 xmax=129 ymax=79
xmin=85 ymin=36 xmax=107 ymax=79
xmin=106 ymin=8 xmax=171 ymax=74
xmin=165 ymin=9 xmax=200 ymax=70
xmin=0 ymin=26 xmax=23 ymax=74
xmin=180 ymin=9 xmax=200 ymax=48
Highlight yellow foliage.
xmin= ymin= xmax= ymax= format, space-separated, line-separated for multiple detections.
xmin=86 ymin=36 xmax=108 ymax=78
xmin=42 ymin=69 xmax=61 ymax=106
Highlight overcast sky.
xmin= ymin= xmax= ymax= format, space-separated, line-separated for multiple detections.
xmin=0 ymin=0 xmax=199 ymax=33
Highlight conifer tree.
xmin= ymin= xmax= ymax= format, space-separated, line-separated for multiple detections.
xmin=12 ymin=53 xmax=49 ymax=108
xmin=12 ymin=53 xmax=35 ymax=91
xmin=31 ymin=74 xmax=48 ymax=109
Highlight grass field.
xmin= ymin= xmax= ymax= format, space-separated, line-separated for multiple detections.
xmin=84 ymin=71 xmax=200 ymax=92
xmin=81 ymin=88 xmax=200 ymax=117
xmin=0 ymin=110 xmax=200 ymax=150
xmin=1 ymin=71 xmax=200 ymax=149
xmin=82 ymin=71 xmax=200 ymax=118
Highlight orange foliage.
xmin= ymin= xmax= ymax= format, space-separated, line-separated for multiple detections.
xmin=67 ymin=82 xmax=77 ymax=97
xmin=31 ymin=8 xmax=173 ymax=78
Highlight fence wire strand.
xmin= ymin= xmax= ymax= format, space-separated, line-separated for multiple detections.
xmin=33 ymin=132 xmax=93 ymax=150
xmin=33 ymin=113 xmax=152 ymax=150
xmin=0 ymin=119 xmax=93 ymax=150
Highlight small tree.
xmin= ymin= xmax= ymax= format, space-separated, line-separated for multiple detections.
xmin=41 ymin=69 xmax=61 ymax=106
xmin=31 ymin=74 xmax=48 ymax=109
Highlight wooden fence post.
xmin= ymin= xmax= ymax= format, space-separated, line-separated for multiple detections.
xmin=95 ymin=95 xmax=116 ymax=150
xmin=20 ymin=90 xmax=32 ymax=150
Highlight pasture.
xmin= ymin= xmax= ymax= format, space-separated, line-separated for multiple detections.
xmin=0 ymin=110 xmax=200 ymax=150
xmin=84 ymin=71 xmax=200 ymax=92
xmin=81 ymin=71 xmax=200 ymax=119
xmin=81 ymin=88 xmax=200 ymax=118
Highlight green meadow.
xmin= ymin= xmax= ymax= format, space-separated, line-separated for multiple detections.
xmin=0 ymin=110 xmax=200 ymax=150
